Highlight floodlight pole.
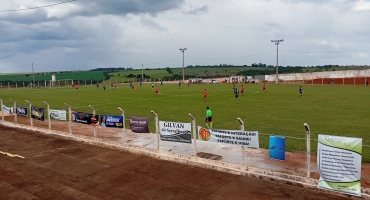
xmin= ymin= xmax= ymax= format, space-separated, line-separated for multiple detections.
xmin=118 ymin=107 xmax=125 ymax=143
xmin=25 ymin=100 xmax=33 ymax=126
xmin=237 ymin=117 xmax=245 ymax=165
xmin=43 ymin=101 xmax=51 ymax=130
xmin=10 ymin=99 xmax=17 ymax=123
xmin=179 ymin=48 xmax=187 ymax=82
xmin=271 ymin=39 xmax=284 ymax=85
xmin=0 ymin=99 xmax=3 ymax=122
xmin=64 ymin=103 xmax=72 ymax=134
xmin=89 ymin=105 xmax=97 ymax=138
xmin=142 ymin=64 xmax=144 ymax=83
xmin=304 ymin=123 xmax=311 ymax=178
xmin=151 ymin=110 xmax=159 ymax=150
xmin=189 ymin=113 xmax=197 ymax=156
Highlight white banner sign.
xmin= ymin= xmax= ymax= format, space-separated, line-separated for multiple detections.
xmin=317 ymin=134 xmax=362 ymax=197
xmin=50 ymin=109 xmax=67 ymax=121
xmin=2 ymin=105 xmax=13 ymax=114
xmin=197 ymin=126 xmax=259 ymax=148
xmin=160 ymin=121 xmax=192 ymax=143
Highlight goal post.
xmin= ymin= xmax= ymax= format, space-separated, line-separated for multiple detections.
xmin=49 ymin=79 xmax=74 ymax=88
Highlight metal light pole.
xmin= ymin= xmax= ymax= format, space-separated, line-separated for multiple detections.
xmin=189 ymin=113 xmax=197 ymax=156
xmin=43 ymin=101 xmax=51 ymax=130
xmin=89 ymin=105 xmax=97 ymax=138
xmin=271 ymin=39 xmax=284 ymax=85
xmin=64 ymin=103 xmax=72 ymax=134
xmin=179 ymin=48 xmax=187 ymax=82
xmin=141 ymin=64 xmax=144 ymax=83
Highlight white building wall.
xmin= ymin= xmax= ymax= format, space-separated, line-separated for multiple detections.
xmin=261 ymin=69 xmax=370 ymax=82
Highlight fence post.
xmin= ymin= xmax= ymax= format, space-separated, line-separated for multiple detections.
xmin=10 ymin=99 xmax=17 ymax=123
xmin=25 ymin=100 xmax=33 ymax=126
xmin=118 ymin=107 xmax=125 ymax=143
xmin=304 ymin=123 xmax=311 ymax=178
xmin=89 ymin=105 xmax=97 ymax=138
xmin=151 ymin=110 xmax=159 ymax=151
xmin=189 ymin=113 xmax=197 ymax=156
xmin=43 ymin=101 xmax=51 ymax=130
xmin=0 ymin=99 xmax=3 ymax=122
xmin=65 ymin=103 xmax=72 ymax=134
xmin=237 ymin=117 xmax=245 ymax=166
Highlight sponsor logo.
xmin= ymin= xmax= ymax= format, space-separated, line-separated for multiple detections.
xmin=199 ymin=128 xmax=211 ymax=141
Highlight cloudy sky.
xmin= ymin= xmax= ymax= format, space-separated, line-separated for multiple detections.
xmin=1 ymin=0 xmax=370 ymax=73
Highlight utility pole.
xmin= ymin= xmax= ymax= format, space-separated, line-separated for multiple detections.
xmin=142 ymin=64 xmax=144 ymax=83
xmin=271 ymin=39 xmax=284 ymax=85
xmin=32 ymin=63 xmax=35 ymax=87
xmin=179 ymin=48 xmax=187 ymax=82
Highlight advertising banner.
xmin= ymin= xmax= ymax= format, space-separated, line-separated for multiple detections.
xmin=197 ymin=126 xmax=259 ymax=148
xmin=71 ymin=111 xmax=99 ymax=125
xmin=31 ymin=106 xmax=45 ymax=121
xmin=100 ymin=115 xmax=124 ymax=128
xmin=269 ymin=136 xmax=285 ymax=161
xmin=2 ymin=105 xmax=13 ymax=114
xmin=130 ymin=116 xmax=150 ymax=133
xmin=159 ymin=121 xmax=192 ymax=143
xmin=50 ymin=109 xmax=67 ymax=121
xmin=317 ymin=134 xmax=362 ymax=197
xmin=16 ymin=106 xmax=28 ymax=117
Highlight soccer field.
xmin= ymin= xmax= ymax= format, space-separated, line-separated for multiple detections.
xmin=1 ymin=83 xmax=369 ymax=156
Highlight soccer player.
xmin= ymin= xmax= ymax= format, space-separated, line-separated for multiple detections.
xmin=205 ymin=106 xmax=212 ymax=129
xmin=96 ymin=82 xmax=99 ymax=89
xmin=114 ymin=82 xmax=117 ymax=89
xmin=160 ymin=81 xmax=163 ymax=86
xmin=152 ymin=83 xmax=154 ymax=89
xmin=233 ymin=85 xmax=237 ymax=94
xmin=131 ymin=83 xmax=135 ymax=90
xmin=203 ymin=89 xmax=208 ymax=101
xmin=178 ymin=81 xmax=181 ymax=89
xmin=103 ymin=84 xmax=106 ymax=91
xmin=155 ymin=86 xmax=159 ymax=95
xmin=188 ymin=80 xmax=191 ymax=87
xmin=299 ymin=86 xmax=303 ymax=98
xmin=235 ymin=88 xmax=239 ymax=100
xmin=263 ymin=83 xmax=266 ymax=92
xmin=241 ymin=85 xmax=244 ymax=96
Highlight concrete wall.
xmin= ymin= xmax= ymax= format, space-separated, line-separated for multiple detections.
xmin=256 ymin=69 xmax=370 ymax=82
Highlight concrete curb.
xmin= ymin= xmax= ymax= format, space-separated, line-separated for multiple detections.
xmin=1 ymin=121 xmax=368 ymax=199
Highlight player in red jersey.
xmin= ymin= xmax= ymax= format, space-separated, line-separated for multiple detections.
xmin=203 ymin=89 xmax=208 ymax=101
xmin=241 ymin=85 xmax=244 ymax=96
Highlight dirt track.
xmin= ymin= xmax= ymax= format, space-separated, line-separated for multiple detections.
xmin=0 ymin=124 xmax=357 ymax=199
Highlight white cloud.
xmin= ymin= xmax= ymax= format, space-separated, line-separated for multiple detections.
xmin=1 ymin=0 xmax=370 ymax=73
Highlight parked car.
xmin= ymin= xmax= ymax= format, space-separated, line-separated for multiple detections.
xmin=209 ymin=79 xmax=219 ymax=84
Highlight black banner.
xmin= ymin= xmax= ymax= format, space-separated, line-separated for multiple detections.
xmin=31 ymin=106 xmax=44 ymax=121
xmin=130 ymin=116 xmax=150 ymax=133
xmin=71 ymin=111 xmax=99 ymax=125
xmin=16 ymin=106 xmax=28 ymax=117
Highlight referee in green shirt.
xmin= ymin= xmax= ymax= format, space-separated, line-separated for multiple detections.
xmin=206 ymin=106 xmax=213 ymax=129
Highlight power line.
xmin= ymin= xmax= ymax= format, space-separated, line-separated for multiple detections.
xmin=280 ymin=49 xmax=370 ymax=54
xmin=0 ymin=0 xmax=77 ymax=13
xmin=0 ymin=64 xmax=31 ymax=69
xmin=185 ymin=51 xmax=276 ymax=60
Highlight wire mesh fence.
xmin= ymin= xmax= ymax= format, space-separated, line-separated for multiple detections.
xmin=1 ymin=111 xmax=370 ymax=189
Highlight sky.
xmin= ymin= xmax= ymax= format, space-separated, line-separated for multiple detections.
xmin=1 ymin=0 xmax=370 ymax=73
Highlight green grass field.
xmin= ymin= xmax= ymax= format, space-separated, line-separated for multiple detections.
xmin=1 ymin=83 xmax=369 ymax=161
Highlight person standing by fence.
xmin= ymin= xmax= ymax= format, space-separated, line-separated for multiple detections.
xmin=263 ymin=83 xmax=266 ymax=92
xmin=206 ymin=106 xmax=212 ymax=129
xmin=299 ymin=86 xmax=303 ymax=98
